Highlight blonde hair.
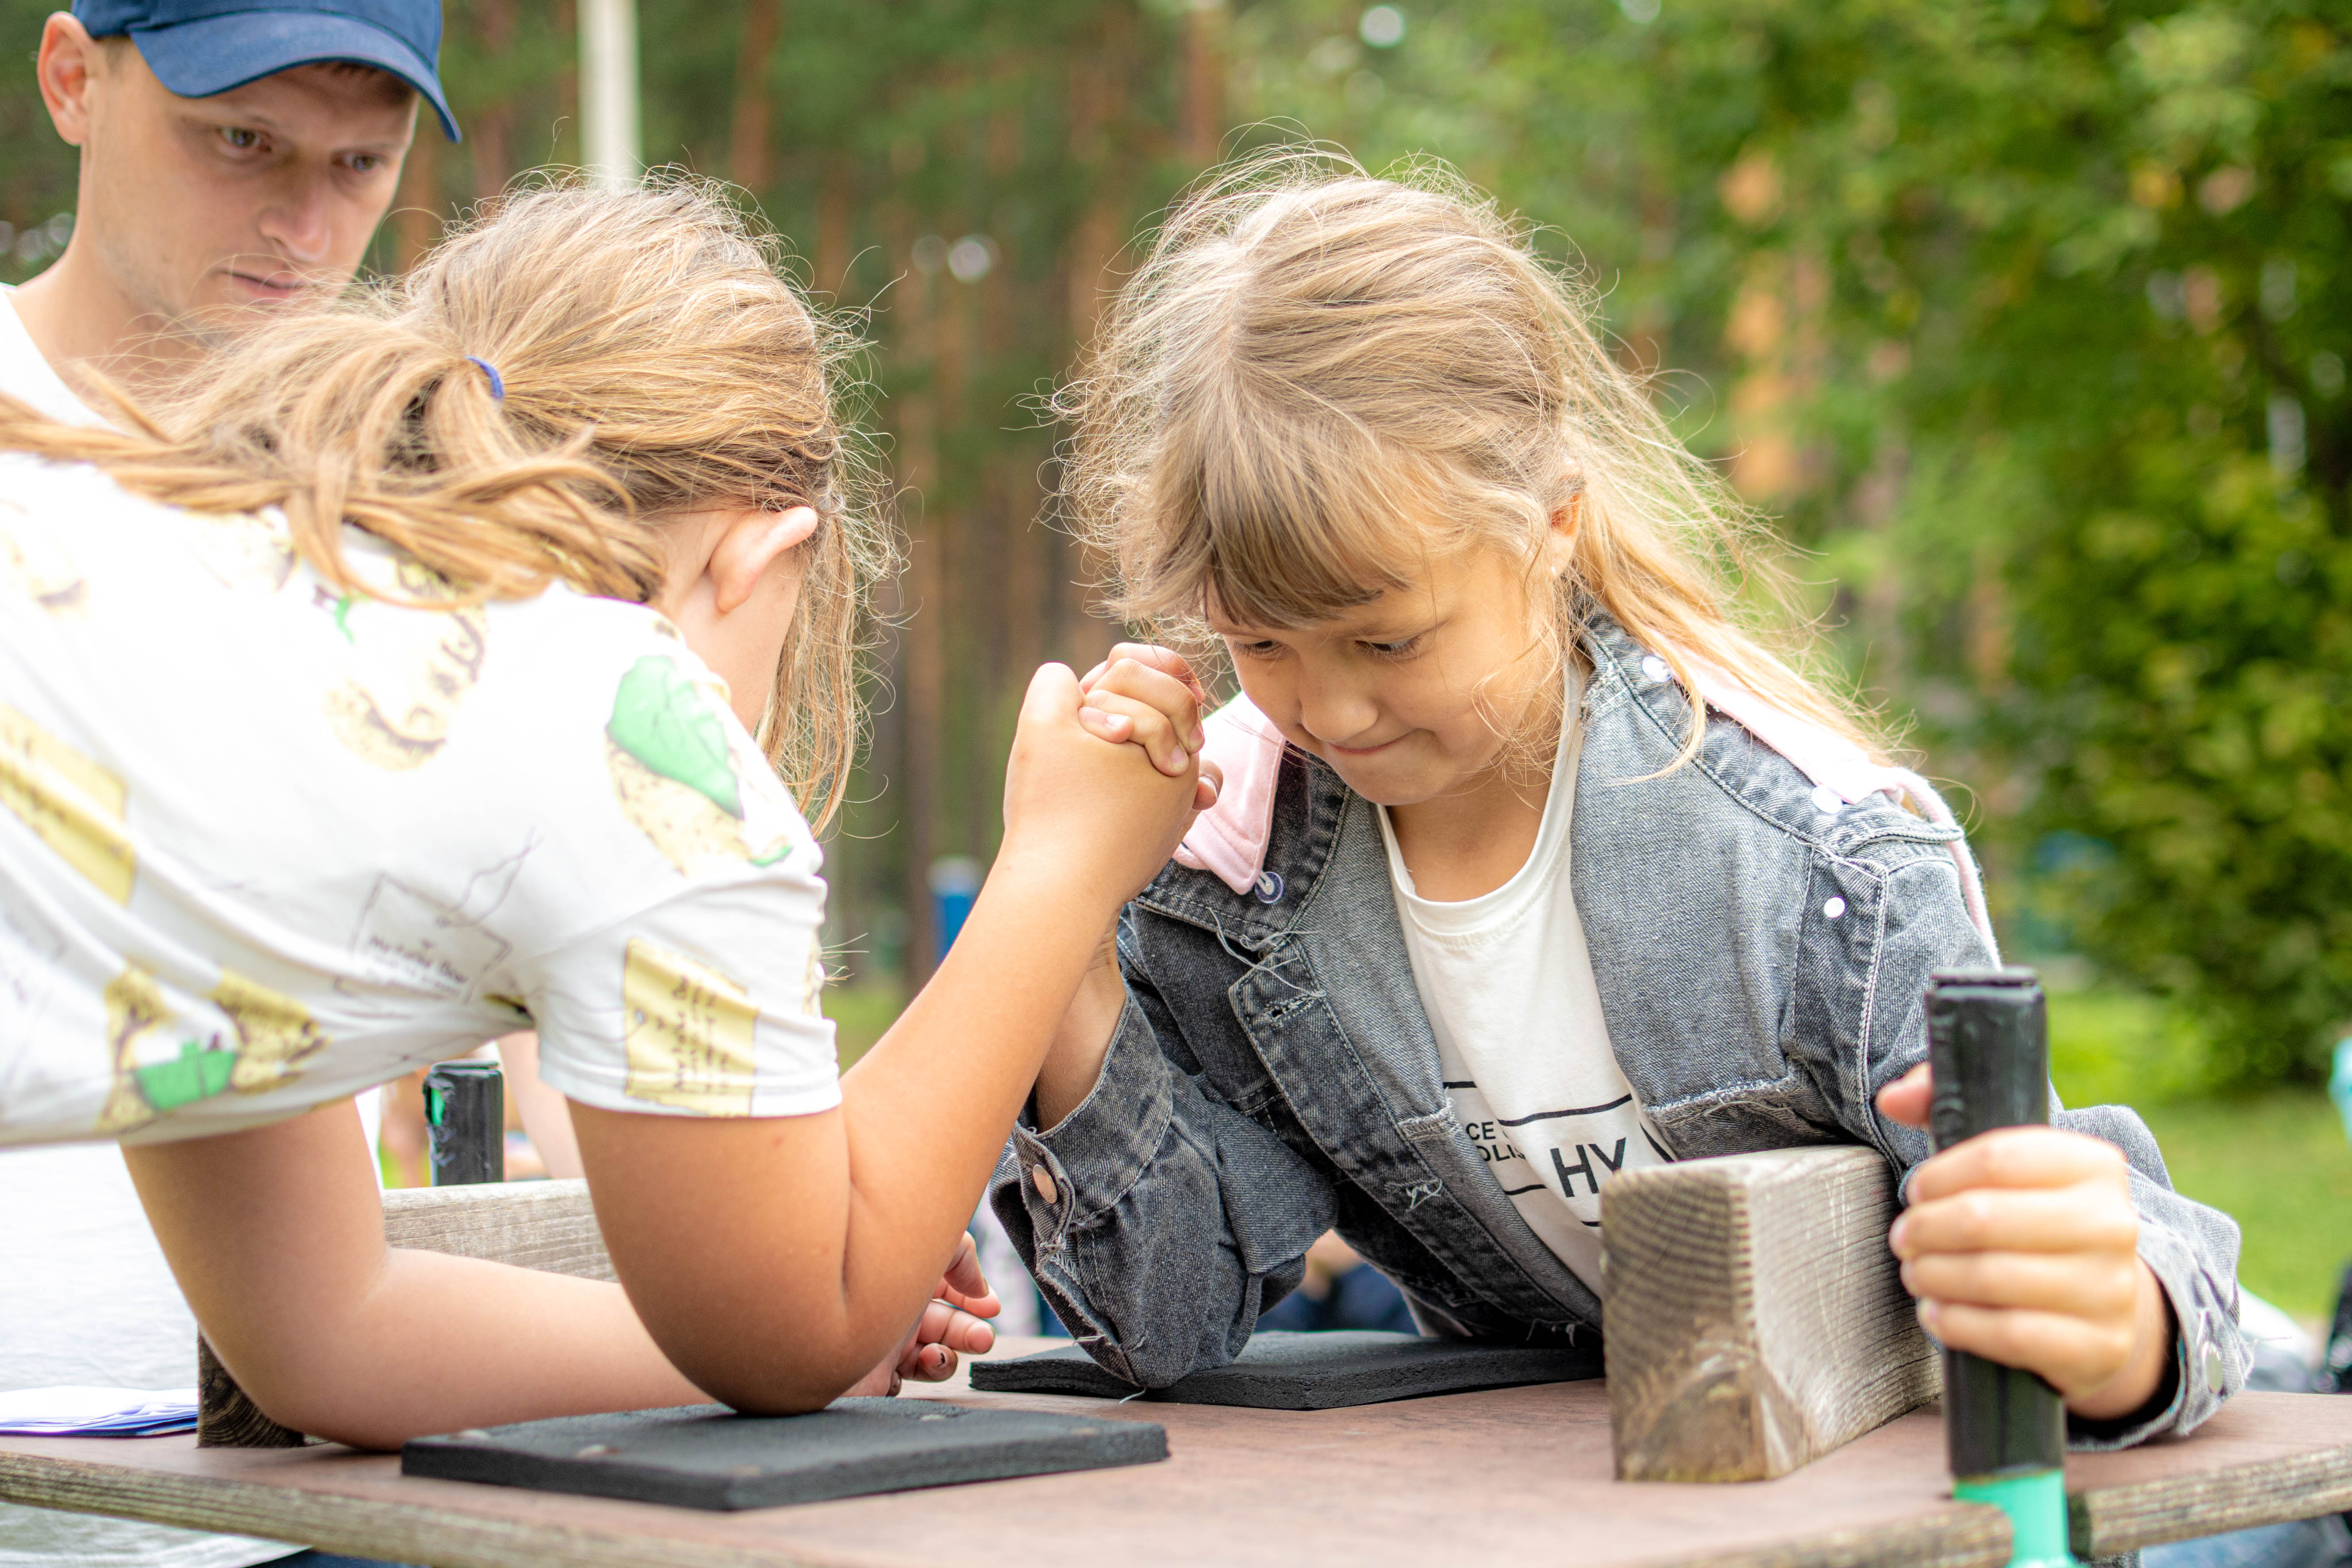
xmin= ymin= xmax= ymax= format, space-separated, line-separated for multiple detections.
xmin=0 ymin=177 xmax=891 ymax=827
xmin=1056 ymin=149 xmax=1876 ymax=768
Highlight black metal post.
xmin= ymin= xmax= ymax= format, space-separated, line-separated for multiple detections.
xmin=1924 ymin=967 xmax=2075 ymax=1567
xmin=424 ymin=1059 xmax=504 ymax=1187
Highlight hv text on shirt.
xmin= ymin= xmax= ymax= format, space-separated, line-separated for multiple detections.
xmin=1377 ymin=666 xmax=1670 ymax=1292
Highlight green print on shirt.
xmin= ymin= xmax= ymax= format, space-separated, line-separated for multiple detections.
xmin=607 ymin=656 xmax=743 ymax=819
xmin=137 ymin=1039 xmax=239 ymax=1112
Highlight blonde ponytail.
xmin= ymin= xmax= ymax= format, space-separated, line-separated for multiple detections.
xmin=0 ymin=176 xmax=892 ymax=828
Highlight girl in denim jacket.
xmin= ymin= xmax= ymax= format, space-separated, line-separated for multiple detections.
xmin=992 ymin=152 xmax=2245 ymax=1449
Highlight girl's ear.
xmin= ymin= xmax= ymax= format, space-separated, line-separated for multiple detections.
xmin=1545 ymin=494 xmax=1581 ymax=577
xmin=708 ymin=506 xmax=820 ymax=615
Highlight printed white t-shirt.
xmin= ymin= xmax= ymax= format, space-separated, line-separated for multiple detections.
xmin=1378 ymin=669 xmax=1670 ymax=1293
xmin=0 ymin=447 xmax=841 ymax=1148
xmin=0 ymin=285 xmax=302 ymax=1568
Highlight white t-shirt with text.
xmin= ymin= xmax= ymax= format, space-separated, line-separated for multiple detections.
xmin=1379 ymin=670 xmax=1670 ymax=1293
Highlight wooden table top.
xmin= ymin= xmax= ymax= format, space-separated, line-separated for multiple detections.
xmin=4 ymin=1341 xmax=2348 ymax=1568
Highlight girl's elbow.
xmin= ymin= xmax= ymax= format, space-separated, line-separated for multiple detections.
xmin=655 ymin=1331 xmax=876 ymax=1417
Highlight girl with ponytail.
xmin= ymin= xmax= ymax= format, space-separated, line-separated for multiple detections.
xmin=0 ymin=177 xmax=1212 ymax=1445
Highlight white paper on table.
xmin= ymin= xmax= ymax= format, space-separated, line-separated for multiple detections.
xmin=0 ymin=1386 xmax=199 ymax=1436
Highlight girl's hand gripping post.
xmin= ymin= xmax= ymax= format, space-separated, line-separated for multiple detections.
xmin=1878 ymin=969 xmax=2172 ymax=1568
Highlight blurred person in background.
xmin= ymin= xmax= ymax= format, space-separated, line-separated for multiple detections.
xmin=0 ymin=4 xmax=456 ymax=1565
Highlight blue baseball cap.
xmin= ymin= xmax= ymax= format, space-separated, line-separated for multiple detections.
xmin=73 ymin=0 xmax=460 ymax=141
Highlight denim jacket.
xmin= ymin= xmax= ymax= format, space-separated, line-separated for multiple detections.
xmin=991 ymin=613 xmax=2246 ymax=1448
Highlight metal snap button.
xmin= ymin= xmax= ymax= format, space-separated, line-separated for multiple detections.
xmin=1640 ymin=654 xmax=1670 ymax=684
xmin=1032 ymin=1165 xmax=1060 ymax=1205
xmin=1253 ymin=870 xmax=1284 ymax=904
xmin=1811 ymin=785 xmax=1843 ymax=815
xmin=2202 ymin=1340 xmax=2225 ymax=1391
xmin=1823 ymin=896 xmax=1847 ymax=920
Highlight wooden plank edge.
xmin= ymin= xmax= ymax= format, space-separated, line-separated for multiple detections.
xmin=0 ymin=1449 xmax=864 ymax=1568
xmin=2071 ymin=1439 xmax=2352 ymax=1556
xmin=1621 ymin=1501 xmax=2010 ymax=1568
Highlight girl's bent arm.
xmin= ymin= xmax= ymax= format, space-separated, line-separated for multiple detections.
xmin=572 ymin=663 xmax=1208 ymax=1413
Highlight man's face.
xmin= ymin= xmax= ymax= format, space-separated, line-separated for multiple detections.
xmin=72 ymin=39 xmax=416 ymax=337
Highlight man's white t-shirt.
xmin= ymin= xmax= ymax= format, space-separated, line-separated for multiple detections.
xmin=1379 ymin=669 xmax=1670 ymax=1293
xmin=0 ymin=285 xmax=299 ymax=1568
xmin=0 ymin=284 xmax=98 ymax=428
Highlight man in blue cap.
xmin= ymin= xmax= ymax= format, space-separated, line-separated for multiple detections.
xmin=1 ymin=9 xmax=453 ymax=1568
xmin=7 ymin=0 xmax=456 ymax=393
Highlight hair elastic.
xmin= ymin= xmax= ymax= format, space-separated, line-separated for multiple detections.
xmin=464 ymin=355 xmax=505 ymax=402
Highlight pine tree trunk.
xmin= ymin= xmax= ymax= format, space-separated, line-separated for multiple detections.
xmin=729 ymin=0 xmax=782 ymax=192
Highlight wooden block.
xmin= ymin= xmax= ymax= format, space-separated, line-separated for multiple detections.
xmin=194 ymin=1335 xmax=303 ymax=1451
xmin=1602 ymin=1144 xmax=1939 ymax=1483
xmin=401 ymin=1398 xmax=1168 ymax=1510
xmin=380 ymin=1178 xmax=613 ymax=1281
xmin=971 ymin=1329 xmax=1601 ymax=1409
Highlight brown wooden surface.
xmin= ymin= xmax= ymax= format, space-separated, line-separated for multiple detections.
xmin=2066 ymin=1391 xmax=2352 ymax=1556
xmin=8 ymin=1340 xmax=2352 ymax=1568
xmin=1604 ymin=1147 xmax=1939 ymax=1482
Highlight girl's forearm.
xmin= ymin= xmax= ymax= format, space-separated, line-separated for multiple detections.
xmin=274 ymin=1252 xmax=703 ymax=1449
xmin=837 ymin=858 xmax=1123 ymax=1271
xmin=127 ymin=1103 xmax=705 ymax=1451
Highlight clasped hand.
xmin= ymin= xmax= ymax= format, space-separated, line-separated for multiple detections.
xmin=844 ymin=1232 xmax=1001 ymax=1396
xmin=1876 ymin=1065 xmax=2174 ymax=1422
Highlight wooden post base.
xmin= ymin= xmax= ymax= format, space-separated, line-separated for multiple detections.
xmin=195 ymin=1334 xmax=304 ymax=1450
xmin=1602 ymin=1144 xmax=1939 ymax=1482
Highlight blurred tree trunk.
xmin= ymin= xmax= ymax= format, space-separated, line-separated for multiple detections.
xmin=393 ymin=125 xmax=444 ymax=271
xmin=553 ymin=0 xmax=578 ymax=167
xmin=1057 ymin=5 xmax=1140 ymax=670
xmin=467 ymin=0 xmax=519 ymax=201
xmin=814 ymin=156 xmax=851 ymax=299
xmin=891 ymin=199 xmax=943 ymax=984
xmin=1179 ymin=0 xmax=1226 ymax=165
xmin=729 ymin=0 xmax=781 ymax=192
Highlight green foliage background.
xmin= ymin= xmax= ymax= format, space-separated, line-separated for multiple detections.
xmin=7 ymin=0 xmax=2351 ymax=1088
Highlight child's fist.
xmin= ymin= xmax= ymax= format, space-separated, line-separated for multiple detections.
xmin=844 ymin=1233 xmax=1001 ymax=1396
xmin=1078 ymin=643 xmax=1219 ymax=810
xmin=1876 ymin=1064 xmax=2174 ymax=1422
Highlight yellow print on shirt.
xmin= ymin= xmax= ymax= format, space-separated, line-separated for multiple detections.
xmin=322 ymin=563 xmax=489 ymax=771
xmin=0 ymin=508 xmax=86 ymax=614
xmin=622 ymin=938 xmax=759 ymax=1115
xmin=185 ymin=511 xmax=296 ymax=594
xmin=213 ymin=968 xmax=330 ymax=1092
xmin=0 ymin=704 xmax=135 ymax=904
xmin=92 ymin=965 xmax=331 ymax=1133
xmin=604 ymin=656 xmax=794 ymax=876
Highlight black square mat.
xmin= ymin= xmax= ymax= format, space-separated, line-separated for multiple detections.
xmin=401 ymin=1397 xmax=1167 ymax=1511
xmin=967 ymin=1329 xmax=1603 ymax=1410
